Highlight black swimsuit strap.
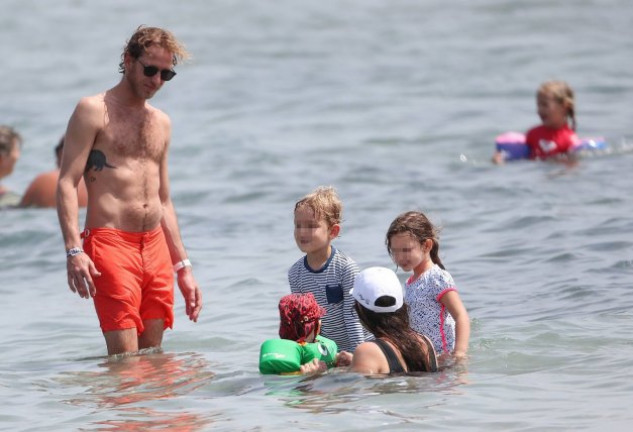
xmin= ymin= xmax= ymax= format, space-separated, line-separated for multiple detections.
xmin=371 ymin=339 xmax=406 ymax=374
xmin=373 ymin=336 xmax=439 ymax=373
xmin=421 ymin=335 xmax=438 ymax=373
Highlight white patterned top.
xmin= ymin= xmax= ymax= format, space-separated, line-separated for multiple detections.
xmin=405 ymin=264 xmax=457 ymax=354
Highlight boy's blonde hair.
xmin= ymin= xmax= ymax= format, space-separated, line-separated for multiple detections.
xmin=538 ymin=80 xmax=576 ymax=130
xmin=294 ymin=186 xmax=342 ymax=228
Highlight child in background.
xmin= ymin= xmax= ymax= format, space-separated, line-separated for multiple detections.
xmin=19 ymin=136 xmax=88 ymax=208
xmin=526 ymin=80 xmax=579 ymax=160
xmin=493 ymin=80 xmax=579 ymax=163
xmin=0 ymin=125 xmax=22 ymax=208
xmin=288 ymin=186 xmax=372 ymax=353
xmin=386 ymin=211 xmax=470 ymax=360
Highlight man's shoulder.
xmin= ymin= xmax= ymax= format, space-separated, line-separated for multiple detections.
xmin=20 ymin=171 xmax=58 ymax=207
xmin=24 ymin=171 xmax=58 ymax=192
xmin=73 ymin=93 xmax=107 ymax=120
xmin=143 ymin=104 xmax=171 ymax=132
xmin=78 ymin=92 xmax=106 ymax=107
xmin=145 ymin=102 xmax=169 ymax=117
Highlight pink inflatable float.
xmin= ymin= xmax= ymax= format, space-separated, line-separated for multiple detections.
xmin=495 ymin=131 xmax=607 ymax=160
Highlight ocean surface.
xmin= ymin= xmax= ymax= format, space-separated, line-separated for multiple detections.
xmin=1 ymin=0 xmax=632 ymax=430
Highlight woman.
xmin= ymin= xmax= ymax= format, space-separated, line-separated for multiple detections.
xmin=349 ymin=266 xmax=438 ymax=374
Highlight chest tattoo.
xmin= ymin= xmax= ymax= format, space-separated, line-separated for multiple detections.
xmin=85 ymin=150 xmax=116 ymax=173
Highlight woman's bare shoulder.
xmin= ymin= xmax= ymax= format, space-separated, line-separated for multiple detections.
xmin=350 ymin=341 xmax=387 ymax=374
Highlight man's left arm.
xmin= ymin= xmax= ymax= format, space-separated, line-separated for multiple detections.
xmin=159 ymin=123 xmax=202 ymax=322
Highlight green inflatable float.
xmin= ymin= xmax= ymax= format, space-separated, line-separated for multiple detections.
xmin=259 ymin=335 xmax=338 ymax=375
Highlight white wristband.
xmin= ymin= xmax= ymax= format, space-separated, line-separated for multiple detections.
xmin=66 ymin=247 xmax=84 ymax=258
xmin=173 ymin=259 xmax=192 ymax=273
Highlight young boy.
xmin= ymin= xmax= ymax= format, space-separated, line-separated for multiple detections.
xmin=288 ymin=186 xmax=372 ymax=353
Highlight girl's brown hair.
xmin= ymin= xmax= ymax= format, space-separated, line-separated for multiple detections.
xmin=386 ymin=211 xmax=445 ymax=270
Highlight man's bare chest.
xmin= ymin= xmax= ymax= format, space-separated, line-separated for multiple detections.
xmin=100 ymin=110 xmax=165 ymax=161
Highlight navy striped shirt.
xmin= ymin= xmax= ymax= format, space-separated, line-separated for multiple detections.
xmin=288 ymin=246 xmax=373 ymax=353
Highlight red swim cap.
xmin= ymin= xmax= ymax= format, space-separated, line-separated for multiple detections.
xmin=278 ymin=293 xmax=326 ymax=343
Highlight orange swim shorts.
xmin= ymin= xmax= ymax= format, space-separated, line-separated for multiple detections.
xmin=82 ymin=226 xmax=174 ymax=335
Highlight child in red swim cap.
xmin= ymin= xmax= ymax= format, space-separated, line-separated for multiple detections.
xmin=276 ymin=293 xmax=352 ymax=374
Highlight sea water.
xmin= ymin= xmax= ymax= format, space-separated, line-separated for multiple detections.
xmin=1 ymin=0 xmax=632 ymax=430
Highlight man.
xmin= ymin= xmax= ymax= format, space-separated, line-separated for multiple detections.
xmin=20 ymin=136 xmax=88 ymax=208
xmin=57 ymin=26 xmax=202 ymax=355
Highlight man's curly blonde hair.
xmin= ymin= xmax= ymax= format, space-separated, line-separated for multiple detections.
xmin=118 ymin=25 xmax=190 ymax=73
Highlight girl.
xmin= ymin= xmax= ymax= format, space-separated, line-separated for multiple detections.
xmin=492 ymin=80 xmax=579 ymax=163
xmin=526 ymin=80 xmax=579 ymax=160
xmin=386 ymin=211 xmax=470 ymax=359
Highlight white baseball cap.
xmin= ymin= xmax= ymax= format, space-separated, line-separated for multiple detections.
xmin=351 ymin=267 xmax=403 ymax=313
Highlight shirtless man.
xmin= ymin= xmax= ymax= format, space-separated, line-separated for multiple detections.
xmin=57 ymin=26 xmax=202 ymax=355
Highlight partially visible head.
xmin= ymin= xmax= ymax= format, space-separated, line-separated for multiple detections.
xmin=0 ymin=125 xmax=22 ymax=178
xmin=351 ymin=267 xmax=408 ymax=336
xmin=54 ymin=136 xmax=64 ymax=168
xmin=118 ymin=25 xmax=190 ymax=74
xmin=352 ymin=267 xmax=436 ymax=372
xmin=386 ymin=211 xmax=444 ymax=270
xmin=278 ymin=293 xmax=326 ymax=343
xmin=352 ymin=267 xmax=403 ymax=313
xmin=536 ymin=80 xmax=576 ymax=130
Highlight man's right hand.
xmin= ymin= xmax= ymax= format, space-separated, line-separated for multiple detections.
xmin=67 ymin=253 xmax=101 ymax=298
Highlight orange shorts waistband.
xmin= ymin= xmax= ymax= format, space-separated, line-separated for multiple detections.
xmin=81 ymin=225 xmax=164 ymax=242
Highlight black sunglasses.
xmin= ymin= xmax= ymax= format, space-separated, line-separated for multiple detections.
xmin=137 ymin=59 xmax=177 ymax=81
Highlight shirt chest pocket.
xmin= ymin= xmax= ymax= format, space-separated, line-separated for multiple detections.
xmin=325 ymin=284 xmax=344 ymax=304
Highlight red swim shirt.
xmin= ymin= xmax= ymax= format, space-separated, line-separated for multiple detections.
xmin=525 ymin=124 xmax=580 ymax=160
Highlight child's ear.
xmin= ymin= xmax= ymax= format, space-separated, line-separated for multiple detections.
xmin=329 ymin=224 xmax=341 ymax=239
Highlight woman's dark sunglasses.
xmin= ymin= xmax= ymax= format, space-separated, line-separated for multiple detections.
xmin=137 ymin=59 xmax=177 ymax=81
